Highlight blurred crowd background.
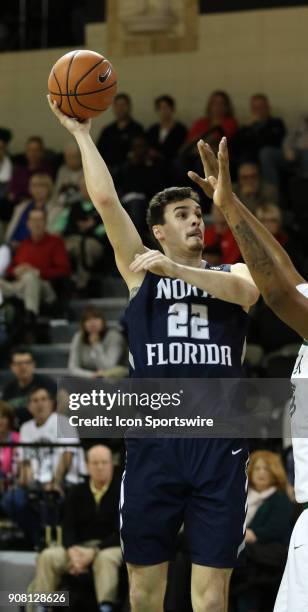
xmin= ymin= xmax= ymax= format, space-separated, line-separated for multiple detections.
xmin=0 ymin=1 xmax=308 ymax=611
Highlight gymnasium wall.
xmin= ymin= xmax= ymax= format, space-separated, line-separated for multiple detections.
xmin=1 ymin=6 xmax=308 ymax=153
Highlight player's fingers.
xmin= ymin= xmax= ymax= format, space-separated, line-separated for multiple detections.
xmin=208 ymin=176 xmax=218 ymax=189
xmin=219 ymin=136 xmax=229 ymax=163
xmin=187 ymin=170 xmax=205 ymax=187
xmin=133 ymin=253 xmax=162 ymax=272
xmin=197 ymin=140 xmax=210 ymax=174
xmin=130 ymin=251 xmax=158 ymax=271
xmin=204 ymin=143 xmax=219 ymax=175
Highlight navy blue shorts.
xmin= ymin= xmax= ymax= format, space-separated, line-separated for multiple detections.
xmin=120 ymin=437 xmax=248 ymax=567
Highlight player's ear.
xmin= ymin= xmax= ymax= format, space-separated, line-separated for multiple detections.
xmin=152 ymin=225 xmax=164 ymax=242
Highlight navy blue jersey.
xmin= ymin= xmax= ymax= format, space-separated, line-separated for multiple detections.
xmin=124 ymin=263 xmax=248 ymax=378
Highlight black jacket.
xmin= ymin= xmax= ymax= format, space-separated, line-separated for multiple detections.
xmin=62 ymin=471 xmax=121 ymax=549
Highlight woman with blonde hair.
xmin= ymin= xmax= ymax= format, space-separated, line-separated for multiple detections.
xmin=231 ymin=450 xmax=293 ymax=612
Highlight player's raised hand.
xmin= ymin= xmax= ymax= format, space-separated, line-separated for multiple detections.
xmin=208 ymin=137 xmax=233 ymax=209
xmin=47 ymin=94 xmax=91 ymax=135
xmin=130 ymin=249 xmax=177 ymax=278
xmin=187 ymin=139 xmax=219 ymax=198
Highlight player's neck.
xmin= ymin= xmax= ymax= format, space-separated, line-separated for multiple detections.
xmin=166 ymin=249 xmax=203 ymax=268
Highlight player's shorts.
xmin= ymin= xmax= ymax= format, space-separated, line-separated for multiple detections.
xmin=119 ymin=437 xmax=249 ymax=567
xmin=274 ymin=507 xmax=308 ymax=612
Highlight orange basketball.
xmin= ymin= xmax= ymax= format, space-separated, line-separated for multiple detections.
xmin=48 ymin=50 xmax=117 ymax=121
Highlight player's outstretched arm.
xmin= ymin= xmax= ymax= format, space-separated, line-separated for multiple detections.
xmin=189 ymin=138 xmax=308 ymax=338
xmin=47 ymin=96 xmax=145 ymax=290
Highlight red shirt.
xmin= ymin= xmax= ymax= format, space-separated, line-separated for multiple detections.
xmin=204 ymin=226 xmax=241 ymax=265
xmin=8 ymin=233 xmax=71 ymax=280
xmin=187 ymin=117 xmax=238 ymax=143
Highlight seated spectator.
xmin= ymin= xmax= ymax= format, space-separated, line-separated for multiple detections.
xmin=2 ymin=387 xmax=81 ymax=547
xmin=116 ymin=135 xmax=166 ymax=233
xmin=234 ymin=94 xmax=286 ymax=187
xmin=231 ymin=450 xmax=293 ymax=612
xmin=96 ymin=93 xmax=143 ymax=173
xmin=0 ymin=128 xmax=13 ymax=200
xmin=187 ymin=90 xmax=238 ymax=144
xmin=0 ymin=209 xmax=71 ymax=327
xmin=204 ymin=207 xmax=241 ymax=265
xmin=64 ymin=177 xmax=105 ymax=292
xmin=0 ymin=243 xmax=11 ymax=277
xmin=255 ymin=202 xmax=306 ymax=275
xmin=2 ymin=347 xmax=57 ymax=426
xmin=234 ymin=161 xmax=279 ymax=213
xmin=0 ymin=401 xmax=19 ymax=488
xmin=9 ymin=136 xmax=55 ymax=204
xmin=32 ymin=445 xmax=122 ymax=612
xmin=68 ymin=306 xmax=127 ymax=379
xmin=283 ymin=115 xmax=308 ymax=177
xmin=5 ymin=173 xmax=54 ymax=245
xmin=147 ymin=95 xmax=187 ymax=160
xmin=53 ymin=140 xmax=83 ymax=197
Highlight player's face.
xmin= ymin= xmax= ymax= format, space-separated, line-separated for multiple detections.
xmin=158 ymin=199 xmax=204 ymax=254
xmin=251 ymin=458 xmax=273 ymax=492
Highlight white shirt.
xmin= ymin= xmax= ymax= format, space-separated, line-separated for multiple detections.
xmin=20 ymin=412 xmax=82 ymax=484
xmin=291 ymin=283 xmax=308 ymax=503
xmin=0 ymin=156 xmax=12 ymax=183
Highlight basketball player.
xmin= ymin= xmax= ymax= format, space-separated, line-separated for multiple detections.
xmin=48 ymin=97 xmax=260 ymax=612
xmin=190 ymin=137 xmax=308 ymax=611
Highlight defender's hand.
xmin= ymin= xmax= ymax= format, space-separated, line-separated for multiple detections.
xmin=47 ymin=95 xmax=91 ymax=135
xmin=188 ymin=139 xmax=219 ymax=198
xmin=207 ymin=137 xmax=233 ymax=210
xmin=130 ymin=250 xmax=178 ymax=278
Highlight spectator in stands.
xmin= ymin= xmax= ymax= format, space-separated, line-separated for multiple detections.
xmin=0 ymin=209 xmax=71 ymax=325
xmin=187 ymin=91 xmax=238 ymax=144
xmin=0 ymin=243 xmax=11 ymax=277
xmin=33 ymin=444 xmax=122 ymax=612
xmin=283 ymin=115 xmax=308 ymax=176
xmin=5 ymin=173 xmax=54 ymax=245
xmin=2 ymin=387 xmax=81 ymax=548
xmin=234 ymin=161 xmax=279 ymax=213
xmin=54 ymin=140 xmax=83 ymax=196
xmin=68 ymin=305 xmax=127 ymax=379
xmin=147 ymin=95 xmax=187 ymax=160
xmin=0 ymin=402 xmax=19 ymax=487
xmin=255 ymin=202 xmax=306 ymax=275
xmin=2 ymin=347 xmax=56 ymax=426
xmin=234 ymin=94 xmax=286 ymax=186
xmin=48 ymin=141 xmax=84 ymax=232
xmin=9 ymin=136 xmax=55 ymax=204
xmin=231 ymin=450 xmax=293 ymax=612
xmin=96 ymin=93 xmax=143 ymax=173
xmin=116 ymin=135 xmax=166 ymax=233
xmin=64 ymin=177 xmax=105 ymax=292
xmin=203 ymin=206 xmax=241 ymax=265
xmin=0 ymin=128 xmax=13 ymax=198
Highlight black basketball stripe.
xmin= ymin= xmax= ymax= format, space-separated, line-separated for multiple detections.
xmin=66 ymin=52 xmax=78 ymax=119
xmin=48 ymin=80 xmax=117 ymax=97
xmin=73 ymin=95 xmax=110 ymax=113
xmin=73 ymin=56 xmax=104 ymax=95
xmin=52 ymin=69 xmax=62 ymax=109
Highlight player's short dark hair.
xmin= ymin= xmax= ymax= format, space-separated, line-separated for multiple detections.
xmin=155 ymin=95 xmax=175 ymax=110
xmin=146 ymin=187 xmax=200 ymax=229
xmin=114 ymin=93 xmax=131 ymax=106
xmin=10 ymin=347 xmax=35 ymax=363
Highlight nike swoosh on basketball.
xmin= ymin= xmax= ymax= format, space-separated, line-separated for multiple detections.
xmin=232 ymin=448 xmax=243 ymax=455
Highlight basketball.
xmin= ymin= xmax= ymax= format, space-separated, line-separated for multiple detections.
xmin=48 ymin=50 xmax=117 ymax=121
